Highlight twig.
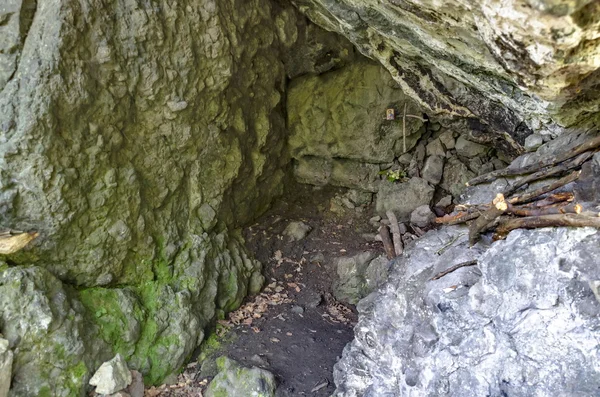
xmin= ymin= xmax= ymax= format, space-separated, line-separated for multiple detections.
xmin=466 ymin=134 xmax=600 ymax=186
xmin=435 ymin=212 xmax=480 ymax=225
xmin=435 ymin=233 xmax=466 ymax=255
xmin=386 ymin=211 xmax=404 ymax=256
xmin=508 ymin=171 xmax=581 ymax=205
xmin=518 ymin=192 xmax=574 ymax=208
xmin=431 ymin=260 xmax=478 ymax=281
xmin=494 ymin=213 xmax=600 ymax=240
xmin=379 ymin=225 xmax=395 ymax=259
xmin=403 ymin=103 xmax=407 ymax=153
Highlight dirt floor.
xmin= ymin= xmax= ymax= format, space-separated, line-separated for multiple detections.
xmin=146 ymin=182 xmax=384 ymax=396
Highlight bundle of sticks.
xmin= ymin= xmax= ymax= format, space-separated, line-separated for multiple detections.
xmin=436 ymin=134 xmax=600 ymax=246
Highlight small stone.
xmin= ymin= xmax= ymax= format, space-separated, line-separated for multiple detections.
xmin=426 ymin=138 xmax=445 ymax=157
xmin=397 ymin=153 xmax=413 ymax=166
xmin=436 ymin=195 xmax=453 ymax=208
xmin=283 ymin=221 xmax=312 ymax=241
xmin=125 ymin=370 xmax=144 ymax=397
xmin=109 ymin=392 xmax=131 ymax=397
xmin=455 ymin=136 xmax=488 ymax=158
xmin=421 ymin=155 xmax=445 ymax=185
xmin=369 ymin=215 xmax=382 ymax=228
xmin=0 ymin=338 xmax=13 ymax=397
xmin=345 ymin=190 xmax=373 ymax=206
xmin=361 ymin=233 xmax=379 ymax=242
xmin=304 ymin=291 xmax=323 ymax=308
xmin=291 ymin=305 xmax=305 ymax=314
xmin=310 ymin=252 xmax=325 ymax=263
xmin=249 ymin=354 xmax=269 ymax=368
xmin=397 ymin=222 xmax=408 ymax=235
xmin=524 ymin=134 xmax=543 ymax=152
xmin=410 ymin=205 xmax=436 ymax=228
xmin=89 ymin=354 xmax=132 ymax=395
xmin=439 ymin=130 xmax=455 ymax=150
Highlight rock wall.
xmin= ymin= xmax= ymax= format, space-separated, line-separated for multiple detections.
xmin=332 ymin=132 xmax=600 ymax=396
xmin=290 ymin=0 xmax=600 ymax=154
xmin=0 ymin=0 xmax=344 ymax=394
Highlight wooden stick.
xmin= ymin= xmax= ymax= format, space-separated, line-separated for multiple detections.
xmin=386 ymin=211 xmax=404 ymax=256
xmin=379 ymin=225 xmax=395 ymax=259
xmin=466 ymin=134 xmax=600 ymax=186
xmin=519 ymin=192 xmax=574 ymax=208
xmin=506 ymin=202 xmax=582 ymax=217
xmin=469 ymin=194 xmax=507 ymax=246
xmin=502 ymin=151 xmax=593 ymax=196
xmin=494 ymin=213 xmax=600 ymax=240
xmin=508 ymin=171 xmax=581 ymax=205
xmin=431 ymin=260 xmax=478 ymax=281
xmin=402 ymin=103 xmax=407 ymax=153
xmin=435 ymin=212 xmax=480 ymax=225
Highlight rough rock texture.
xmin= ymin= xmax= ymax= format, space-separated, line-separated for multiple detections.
xmin=89 ymin=354 xmax=132 ymax=395
xmin=333 ymin=225 xmax=600 ymax=396
xmin=333 ymin=252 xmax=390 ymax=304
xmin=0 ymin=266 xmax=104 ymax=396
xmin=375 ymin=178 xmax=434 ymax=219
xmin=292 ymin=0 xmax=600 ymax=153
xmin=0 ymin=0 xmax=334 ymax=393
xmin=288 ymin=59 xmax=425 ymax=190
xmin=206 ymin=356 xmax=276 ymax=397
xmin=0 ymin=338 xmax=12 ymax=397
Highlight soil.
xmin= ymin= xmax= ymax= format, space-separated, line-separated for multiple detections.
xmin=145 ymin=182 xmax=384 ymax=396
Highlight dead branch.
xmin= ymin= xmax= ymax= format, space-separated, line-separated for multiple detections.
xmin=502 ymin=151 xmax=593 ymax=197
xmin=466 ymin=134 xmax=600 ymax=186
xmin=508 ymin=171 xmax=580 ymax=205
xmin=435 ymin=212 xmax=480 ymax=225
xmin=430 ymin=260 xmax=478 ymax=281
xmin=494 ymin=213 xmax=600 ymax=240
xmin=469 ymin=194 xmax=507 ymax=246
xmin=519 ymin=192 xmax=574 ymax=208
xmin=386 ymin=211 xmax=404 ymax=256
xmin=379 ymin=224 xmax=395 ymax=259
xmin=506 ymin=202 xmax=582 ymax=217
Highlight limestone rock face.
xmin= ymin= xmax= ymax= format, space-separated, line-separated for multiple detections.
xmin=0 ymin=266 xmax=107 ymax=396
xmin=333 ymin=226 xmax=600 ymax=396
xmin=291 ymin=0 xmax=600 ymax=151
xmin=288 ymin=59 xmax=424 ymax=190
xmin=0 ymin=0 xmax=317 ymax=393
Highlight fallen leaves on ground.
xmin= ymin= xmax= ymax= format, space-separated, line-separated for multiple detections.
xmin=322 ymin=300 xmax=355 ymax=325
xmin=218 ymin=280 xmax=292 ymax=330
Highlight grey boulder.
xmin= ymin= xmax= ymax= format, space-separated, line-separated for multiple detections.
xmin=89 ymin=354 xmax=132 ymax=395
xmin=333 ymin=225 xmax=600 ymax=397
xmin=333 ymin=252 xmax=390 ymax=304
xmin=455 ymin=136 xmax=489 ymax=158
xmin=410 ymin=205 xmax=436 ymax=228
xmin=376 ymin=177 xmax=434 ymax=220
xmin=421 ymin=155 xmax=445 ymax=185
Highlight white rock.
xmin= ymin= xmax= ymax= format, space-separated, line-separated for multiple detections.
xmin=89 ymin=354 xmax=132 ymax=395
xmin=283 ymin=221 xmax=312 ymax=241
xmin=0 ymin=338 xmax=13 ymax=397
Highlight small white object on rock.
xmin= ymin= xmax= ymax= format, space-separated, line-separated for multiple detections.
xmin=0 ymin=338 xmax=13 ymax=397
xmin=283 ymin=221 xmax=312 ymax=241
xmin=410 ymin=205 xmax=436 ymax=228
xmin=89 ymin=354 xmax=132 ymax=395
xmin=166 ymin=100 xmax=188 ymax=112
xmin=524 ymin=134 xmax=543 ymax=152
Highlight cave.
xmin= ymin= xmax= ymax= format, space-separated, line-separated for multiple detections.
xmin=1 ymin=0 xmax=600 ymax=396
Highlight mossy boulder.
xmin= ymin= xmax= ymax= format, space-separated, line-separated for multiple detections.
xmin=206 ymin=357 xmax=276 ymax=397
